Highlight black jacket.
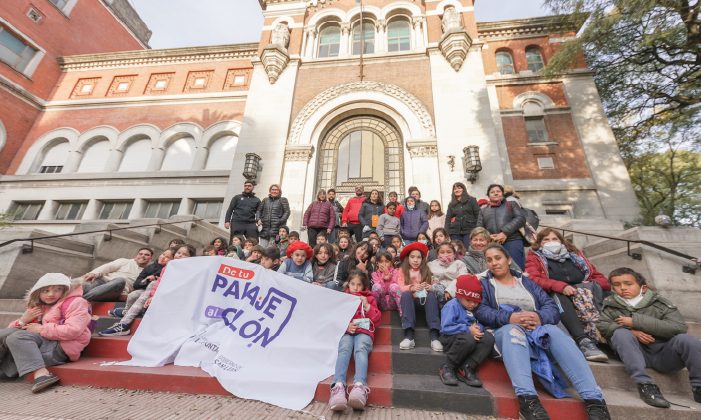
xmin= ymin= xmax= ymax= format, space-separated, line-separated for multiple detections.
xmin=256 ymin=195 xmax=290 ymax=239
xmin=477 ymin=200 xmax=526 ymax=242
xmin=329 ymin=199 xmax=344 ymax=227
xmin=445 ymin=195 xmax=480 ymax=235
xmin=133 ymin=262 xmax=164 ymax=290
xmin=225 ymin=192 xmax=261 ymax=224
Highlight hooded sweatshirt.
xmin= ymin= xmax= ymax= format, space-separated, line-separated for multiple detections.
xmin=347 ymin=289 xmax=382 ymax=341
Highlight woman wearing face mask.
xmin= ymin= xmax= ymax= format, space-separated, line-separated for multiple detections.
xmin=400 ymin=197 xmax=428 ymax=245
xmin=525 ymin=228 xmax=610 ymax=362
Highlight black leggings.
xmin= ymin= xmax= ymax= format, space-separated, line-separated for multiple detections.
xmin=554 ymin=293 xmax=586 ymax=343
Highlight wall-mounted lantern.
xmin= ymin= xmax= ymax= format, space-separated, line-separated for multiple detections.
xmin=463 ymin=145 xmax=482 ymax=183
xmin=242 ymin=153 xmax=262 ymax=182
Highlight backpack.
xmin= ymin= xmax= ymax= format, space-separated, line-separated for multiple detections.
xmin=60 ymin=296 xmax=97 ymax=333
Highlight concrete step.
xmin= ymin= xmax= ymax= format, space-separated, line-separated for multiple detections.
xmin=0 ymin=312 xmax=20 ymax=326
xmin=590 ymin=358 xmax=693 ymax=398
xmin=392 ymin=373 xmax=494 ymax=416
xmin=603 ymin=387 xmax=701 ymax=420
xmin=0 ymin=299 xmax=26 ymax=313
xmin=47 ymin=357 xmax=394 ymax=406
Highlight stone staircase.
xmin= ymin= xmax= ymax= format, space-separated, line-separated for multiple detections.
xmin=2 ymin=298 xmax=699 ymax=419
xmin=0 ymin=215 xmax=229 ymax=299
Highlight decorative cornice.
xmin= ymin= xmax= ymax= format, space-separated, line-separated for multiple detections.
xmin=59 ymin=43 xmax=259 ymax=71
xmin=439 ymin=30 xmax=473 ymax=72
xmin=288 ymin=81 xmax=435 ymax=145
xmin=284 ymin=145 xmax=314 ymax=161
xmin=260 ymin=45 xmax=290 ymax=84
xmin=406 ymin=141 xmax=438 ymax=158
xmin=477 ymin=14 xmax=586 ymax=40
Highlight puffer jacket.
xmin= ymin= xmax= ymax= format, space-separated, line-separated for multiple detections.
xmin=400 ymin=207 xmax=428 ymax=240
xmin=342 ymin=196 xmax=366 ymax=225
xmin=597 ymin=290 xmax=687 ymax=341
xmin=347 ymin=289 xmax=382 ymax=341
xmin=256 ymin=195 xmax=290 ymax=239
xmin=225 ymin=192 xmax=261 ymax=224
xmin=445 ymin=195 xmax=480 ymax=235
xmin=9 ymin=284 xmax=92 ymax=362
xmin=525 ymin=249 xmax=610 ymax=294
xmin=358 ymin=201 xmax=384 ymax=228
xmin=477 ymin=200 xmax=526 ymax=242
xmin=303 ymin=199 xmax=335 ymax=230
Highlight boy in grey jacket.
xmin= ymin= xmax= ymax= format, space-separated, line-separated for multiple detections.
xmin=598 ymin=267 xmax=701 ymax=408
xmin=376 ymin=203 xmax=400 ymax=248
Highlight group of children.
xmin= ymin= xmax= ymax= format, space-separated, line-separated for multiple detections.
xmin=1 ymin=227 xmax=699 ymax=418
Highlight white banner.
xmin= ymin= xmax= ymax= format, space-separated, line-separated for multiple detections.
xmin=118 ymin=256 xmax=359 ymax=410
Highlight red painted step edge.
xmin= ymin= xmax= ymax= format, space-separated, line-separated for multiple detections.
xmin=48 ymin=358 xmax=393 ymax=406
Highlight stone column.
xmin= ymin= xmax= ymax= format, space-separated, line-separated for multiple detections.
xmin=406 ymin=141 xmax=442 ymax=203
xmin=191 ymin=146 xmax=208 ymax=170
xmin=82 ymin=199 xmax=100 ymax=220
xmin=340 ymin=23 xmax=350 ymax=56
xmin=63 ymin=150 xmax=81 ymax=173
xmin=178 ymin=198 xmax=194 ymax=215
xmin=147 ymin=147 xmax=165 ymax=171
xmin=104 ymin=149 xmax=123 ymax=172
xmin=129 ymin=199 xmax=145 ymax=219
xmin=376 ymin=20 xmax=386 ymax=53
xmin=413 ymin=16 xmax=425 ymax=50
xmin=37 ymin=200 xmax=57 ymax=221
xmin=305 ymin=28 xmax=317 ymax=58
xmin=280 ymin=145 xmax=314 ymax=230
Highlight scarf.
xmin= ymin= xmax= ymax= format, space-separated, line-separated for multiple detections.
xmin=467 ymin=246 xmax=487 ymax=272
xmin=536 ymin=249 xmax=591 ymax=280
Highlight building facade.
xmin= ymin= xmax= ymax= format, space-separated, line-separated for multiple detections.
xmin=0 ymin=0 xmax=639 ymax=233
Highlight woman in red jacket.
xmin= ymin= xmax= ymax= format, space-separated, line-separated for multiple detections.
xmin=525 ymin=228 xmax=609 ymax=362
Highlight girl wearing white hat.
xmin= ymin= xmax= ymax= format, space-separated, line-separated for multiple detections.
xmin=0 ymin=273 xmax=92 ymax=393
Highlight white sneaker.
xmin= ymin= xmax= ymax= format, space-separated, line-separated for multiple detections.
xmin=431 ymin=339 xmax=444 ymax=352
xmin=399 ymin=338 xmax=415 ymax=350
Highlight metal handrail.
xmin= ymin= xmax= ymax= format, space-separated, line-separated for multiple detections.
xmin=0 ymin=218 xmax=204 ymax=251
xmin=544 ymin=225 xmax=699 ymax=273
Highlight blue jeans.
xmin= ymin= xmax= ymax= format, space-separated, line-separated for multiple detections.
xmin=334 ymin=333 xmax=373 ymax=386
xmin=494 ymin=324 xmax=603 ymax=399
xmin=503 ymin=239 xmax=525 ymax=270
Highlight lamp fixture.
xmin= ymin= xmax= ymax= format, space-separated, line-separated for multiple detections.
xmin=242 ymin=153 xmax=262 ymax=182
xmin=462 ymin=145 xmax=482 ymax=183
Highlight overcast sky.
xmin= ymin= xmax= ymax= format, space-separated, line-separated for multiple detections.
xmin=129 ymin=0 xmax=551 ymax=49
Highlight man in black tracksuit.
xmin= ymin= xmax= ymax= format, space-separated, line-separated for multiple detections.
xmin=225 ymin=180 xmax=261 ymax=242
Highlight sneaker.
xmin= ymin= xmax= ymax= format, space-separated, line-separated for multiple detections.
xmin=637 ymin=383 xmax=670 ymax=408
xmin=399 ymin=338 xmax=415 ymax=350
xmin=328 ymin=382 xmax=347 ymax=412
xmin=584 ymin=399 xmax=611 ymax=420
xmin=578 ymin=338 xmax=608 ymax=362
xmin=457 ymin=365 xmax=483 ymax=387
xmin=430 ymin=339 xmax=444 ymax=352
xmin=693 ymin=386 xmax=701 ymax=404
xmin=439 ymin=364 xmax=459 ymax=386
xmin=31 ymin=373 xmax=59 ymax=393
xmin=108 ymin=307 xmax=125 ymax=318
xmin=98 ymin=322 xmax=130 ymax=337
xmin=348 ymin=382 xmax=370 ymax=410
xmin=517 ymin=395 xmax=550 ymax=420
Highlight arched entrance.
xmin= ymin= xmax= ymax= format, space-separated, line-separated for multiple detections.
xmin=316 ymin=116 xmax=404 ymax=198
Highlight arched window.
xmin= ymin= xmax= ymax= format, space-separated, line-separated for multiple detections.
xmin=352 ymin=21 xmax=375 ymax=55
xmin=317 ymin=24 xmax=341 ymax=58
xmin=387 ymin=19 xmax=411 ymax=52
xmin=523 ymin=101 xmax=548 ymax=143
xmin=205 ymin=135 xmax=238 ymax=170
xmin=496 ymin=51 xmax=515 ymax=75
xmin=337 ymin=129 xmax=385 ymax=185
xmin=77 ymin=139 xmax=110 ymax=173
xmin=526 ymin=47 xmax=545 ymax=72
xmin=118 ymin=138 xmax=151 ymax=172
xmin=161 ymin=136 xmax=195 ymax=171
xmin=37 ymin=140 xmax=69 ymax=173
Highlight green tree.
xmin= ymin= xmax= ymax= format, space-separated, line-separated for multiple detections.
xmin=625 ymin=128 xmax=701 ymax=226
xmin=543 ymin=0 xmax=700 ymax=147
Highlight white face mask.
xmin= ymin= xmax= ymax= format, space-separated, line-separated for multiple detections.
xmin=418 ymin=239 xmax=428 ymax=245
xmin=623 ymin=288 xmax=645 ymax=307
xmin=542 ymin=241 xmax=563 ymax=254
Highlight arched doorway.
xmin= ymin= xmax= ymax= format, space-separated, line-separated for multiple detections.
xmin=316 ymin=116 xmax=404 ymax=199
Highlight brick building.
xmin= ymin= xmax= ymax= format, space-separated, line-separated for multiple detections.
xmin=0 ymin=0 xmax=639 ymax=232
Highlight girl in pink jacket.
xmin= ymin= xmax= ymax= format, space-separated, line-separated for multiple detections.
xmin=371 ymin=251 xmax=401 ymax=312
xmin=2 ymin=273 xmax=92 ymax=393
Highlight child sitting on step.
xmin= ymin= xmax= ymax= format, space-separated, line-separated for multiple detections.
xmin=438 ymin=274 xmax=495 ymax=387
xmin=428 ymin=243 xmax=468 ymax=306
xmin=277 ymin=241 xmax=313 ymax=282
xmin=2 ymin=273 xmax=92 ymax=393
xmin=98 ymin=244 xmax=194 ymax=336
xmin=328 ymin=270 xmax=382 ymax=412
xmin=598 ymin=267 xmax=701 ymax=408
xmin=371 ymin=251 xmax=401 ymax=311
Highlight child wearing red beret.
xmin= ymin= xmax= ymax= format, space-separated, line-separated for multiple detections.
xmin=438 ymin=274 xmax=495 ymax=387
xmin=277 ymin=241 xmax=313 ymax=282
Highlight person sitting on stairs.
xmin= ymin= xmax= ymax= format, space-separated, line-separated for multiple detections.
xmin=81 ymin=247 xmax=153 ymax=302
xmin=598 ymin=267 xmax=701 ymax=408
xmin=438 ymin=274 xmax=494 ymax=388
xmin=1 ymin=273 xmax=92 ymax=393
